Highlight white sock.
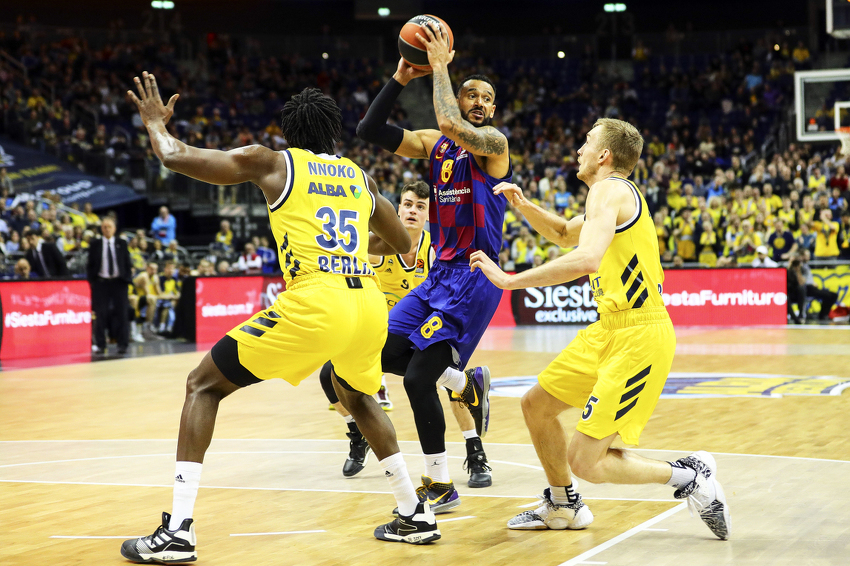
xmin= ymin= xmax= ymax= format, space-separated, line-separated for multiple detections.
xmin=462 ymin=429 xmax=478 ymax=440
xmin=436 ymin=367 xmax=465 ymax=391
xmin=343 ymin=414 xmax=355 ymax=424
xmin=170 ymin=461 xmax=203 ymax=530
xmin=380 ymin=453 xmax=419 ymax=517
xmin=549 ymin=484 xmax=578 ymax=505
xmin=666 ymin=462 xmax=697 ymax=489
xmin=424 ymin=451 xmax=450 ymax=483
xmin=381 ymin=375 xmax=387 ymax=388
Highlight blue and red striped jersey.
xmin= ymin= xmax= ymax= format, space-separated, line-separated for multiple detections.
xmin=427 ymin=136 xmax=511 ymax=262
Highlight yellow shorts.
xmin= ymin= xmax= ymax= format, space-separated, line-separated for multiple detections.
xmin=538 ymin=306 xmax=675 ymax=445
xmin=218 ymin=273 xmax=387 ymax=395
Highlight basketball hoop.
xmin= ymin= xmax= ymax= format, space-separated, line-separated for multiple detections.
xmin=839 ymin=127 xmax=850 ymax=157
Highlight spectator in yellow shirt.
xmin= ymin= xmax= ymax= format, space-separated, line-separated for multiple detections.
xmin=697 ymin=220 xmax=718 ymax=267
xmin=807 ymin=167 xmax=827 ymax=192
xmin=734 ymin=219 xmax=762 ymax=264
xmin=813 ymin=209 xmax=840 ymax=259
xmin=761 ymin=183 xmax=782 ymax=215
xmin=792 ymin=40 xmax=810 ymax=67
xmin=215 ymin=219 xmax=233 ymax=250
xmin=798 ymin=195 xmax=817 ymax=227
xmin=672 ymin=208 xmax=697 ymax=260
xmin=83 ymin=202 xmax=100 ymax=227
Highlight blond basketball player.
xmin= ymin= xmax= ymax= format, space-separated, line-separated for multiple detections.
xmin=469 ymin=118 xmax=730 ymax=540
xmin=121 ymin=72 xmax=441 ymax=564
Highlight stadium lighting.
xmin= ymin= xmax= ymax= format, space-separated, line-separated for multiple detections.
xmin=557 ymin=51 xmax=565 ymax=59
xmin=603 ymin=3 xmax=626 ymax=12
xmin=322 ymin=52 xmax=329 ymax=59
xmin=151 ymin=1 xmax=175 ymax=9
xmin=377 ymin=7 xmax=390 ymax=17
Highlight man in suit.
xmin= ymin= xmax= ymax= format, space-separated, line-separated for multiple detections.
xmin=87 ymin=217 xmax=133 ymax=354
xmin=25 ymin=229 xmax=69 ymax=278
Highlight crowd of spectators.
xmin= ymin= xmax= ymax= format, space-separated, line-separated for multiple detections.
xmin=1 ymin=19 xmax=848 ymax=324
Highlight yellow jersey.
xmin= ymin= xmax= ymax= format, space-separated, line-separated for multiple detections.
xmin=371 ymin=231 xmax=432 ymax=310
xmin=269 ymin=148 xmax=376 ymax=284
xmin=589 ymin=176 xmax=666 ymax=315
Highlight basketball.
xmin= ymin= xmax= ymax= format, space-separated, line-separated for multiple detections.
xmin=398 ymin=14 xmax=454 ymax=71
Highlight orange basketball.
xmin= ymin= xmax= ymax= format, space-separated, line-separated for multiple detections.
xmin=398 ymin=14 xmax=454 ymax=71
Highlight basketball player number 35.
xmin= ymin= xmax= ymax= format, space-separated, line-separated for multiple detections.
xmin=315 ymin=207 xmax=359 ymax=253
xmin=420 ymin=316 xmax=443 ymax=339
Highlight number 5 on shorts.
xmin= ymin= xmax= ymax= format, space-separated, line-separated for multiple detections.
xmin=420 ymin=316 xmax=443 ymax=339
xmin=581 ymin=395 xmax=599 ymax=421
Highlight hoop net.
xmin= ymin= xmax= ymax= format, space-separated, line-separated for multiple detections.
xmin=839 ymin=127 xmax=850 ymax=157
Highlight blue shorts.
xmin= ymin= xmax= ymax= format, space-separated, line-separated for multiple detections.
xmin=388 ymin=260 xmax=503 ymax=370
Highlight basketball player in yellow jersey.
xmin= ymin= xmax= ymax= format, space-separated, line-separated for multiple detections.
xmin=470 ymin=118 xmax=730 ymax=540
xmin=121 ymin=73 xmax=440 ymax=564
xmin=320 ymin=181 xmax=493 ymax=488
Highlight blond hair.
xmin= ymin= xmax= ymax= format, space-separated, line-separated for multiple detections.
xmin=592 ymin=118 xmax=644 ymax=175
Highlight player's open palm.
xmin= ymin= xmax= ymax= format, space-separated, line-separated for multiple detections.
xmin=127 ymin=71 xmax=180 ymax=128
xmin=493 ymin=182 xmax=527 ymax=208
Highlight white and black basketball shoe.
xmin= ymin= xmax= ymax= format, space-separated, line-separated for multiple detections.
xmin=120 ymin=512 xmax=197 ymax=563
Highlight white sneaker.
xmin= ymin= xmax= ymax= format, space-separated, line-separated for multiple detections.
xmin=133 ymin=331 xmax=146 ymax=343
xmin=508 ymin=488 xmax=593 ymax=530
xmin=673 ymin=451 xmax=731 ymax=540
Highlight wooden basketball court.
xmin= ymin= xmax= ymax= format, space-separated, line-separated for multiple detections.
xmin=2 ymin=325 xmax=849 ymax=565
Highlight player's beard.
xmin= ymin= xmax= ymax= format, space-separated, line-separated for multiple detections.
xmin=461 ymin=108 xmax=492 ymax=127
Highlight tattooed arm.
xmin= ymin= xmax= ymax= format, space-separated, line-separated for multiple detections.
xmin=417 ymin=22 xmax=509 ymax=176
xmin=431 ymin=67 xmax=507 ymax=157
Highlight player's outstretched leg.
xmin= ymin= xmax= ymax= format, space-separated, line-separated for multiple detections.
xmin=121 ymin=348 xmax=240 ymax=563
xmin=671 ymin=451 xmax=730 ymax=540
xmin=331 ymin=368 xmax=440 ymax=544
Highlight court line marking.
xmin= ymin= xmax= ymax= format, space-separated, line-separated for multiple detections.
xmin=642 ymin=528 xmax=668 ymax=531
xmin=230 ymin=530 xmax=325 ymax=537
xmin=2 ymin=441 xmax=848 ymax=464
xmin=438 ymin=515 xmax=476 ymax=523
xmin=557 ymin=502 xmax=687 ymax=566
xmin=0 ymin=479 xmax=676 ymax=503
xmin=0 ymin=451 xmax=541 ymax=471
xmin=50 ymin=535 xmax=141 ymax=539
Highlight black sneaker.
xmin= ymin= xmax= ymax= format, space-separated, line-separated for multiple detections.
xmin=342 ymin=422 xmax=370 ymax=477
xmin=375 ymin=502 xmax=441 ymax=544
xmin=120 ymin=512 xmax=197 ymax=564
xmin=394 ymin=475 xmax=460 ymax=516
xmin=464 ymin=438 xmax=492 ymax=488
xmin=451 ymin=366 xmax=490 ymax=438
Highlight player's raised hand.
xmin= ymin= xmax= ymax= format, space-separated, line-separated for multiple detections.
xmin=469 ymin=250 xmax=513 ymax=289
xmin=416 ymin=21 xmax=455 ymax=69
xmin=127 ymin=71 xmax=180 ymax=128
xmin=493 ymin=182 xmax=528 ymax=208
xmin=394 ymin=57 xmax=432 ymax=85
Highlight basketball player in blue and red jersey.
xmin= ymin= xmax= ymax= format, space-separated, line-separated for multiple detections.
xmin=358 ymin=21 xmax=510 ymax=512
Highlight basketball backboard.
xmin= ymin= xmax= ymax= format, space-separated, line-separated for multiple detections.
xmin=794 ymin=68 xmax=850 ymax=143
xmin=826 ymin=0 xmax=850 ymax=38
